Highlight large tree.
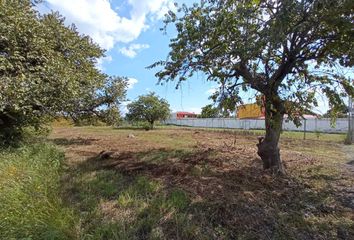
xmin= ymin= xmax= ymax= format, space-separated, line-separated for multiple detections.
xmin=0 ymin=1 xmax=127 ymax=144
xmin=151 ymin=0 xmax=354 ymax=173
xmin=64 ymin=75 xmax=128 ymax=126
xmin=126 ymin=92 xmax=170 ymax=129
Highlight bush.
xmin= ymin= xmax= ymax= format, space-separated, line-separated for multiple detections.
xmin=0 ymin=126 xmax=51 ymax=147
xmin=51 ymin=117 xmax=74 ymax=127
xmin=141 ymin=121 xmax=153 ymax=131
xmin=0 ymin=143 xmax=76 ymax=239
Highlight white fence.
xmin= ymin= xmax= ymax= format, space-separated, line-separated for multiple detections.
xmin=165 ymin=118 xmax=349 ymax=133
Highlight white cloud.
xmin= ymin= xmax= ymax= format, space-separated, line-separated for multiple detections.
xmin=96 ymin=55 xmax=112 ymax=70
xmin=127 ymin=78 xmax=138 ymax=89
xmin=128 ymin=0 xmax=176 ymax=21
xmin=45 ymin=0 xmax=175 ymax=50
xmin=119 ymin=43 xmax=150 ymax=58
xmin=172 ymin=107 xmax=201 ymax=114
xmin=185 ymin=107 xmax=202 ymax=114
xmin=120 ymin=101 xmax=132 ymax=115
xmin=312 ymin=94 xmax=330 ymax=115
xmin=205 ymin=87 xmax=218 ymax=95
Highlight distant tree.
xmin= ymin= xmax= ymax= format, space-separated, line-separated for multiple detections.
xmin=151 ymin=0 xmax=354 ymax=173
xmin=200 ymin=104 xmax=219 ymax=118
xmin=0 ymin=1 xmax=127 ymax=144
xmin=126 ymin=93 xmax=170 ymax=129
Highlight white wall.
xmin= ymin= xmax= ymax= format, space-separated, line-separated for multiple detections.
xmin=165 ymin=118 xmax=348 ymax=133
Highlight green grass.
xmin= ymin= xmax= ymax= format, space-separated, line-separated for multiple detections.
xmin=74 ymin=124 xmax=346 ymax=143
xmin=57 ymin=123 xmax=345 ymax=143
xmin=57 ymin=138 xmax=353 ymax=239
xmin=163 ymin=124 xmax=346 ymax=142
xmin=64 ymin=166 xmax=194 ymax=239
xmin=137 ymin=149 xmax=193 ymax=163
xmin=4 ymin=127 xmax=351 ymax=239
xmin=0 ymin=143 xmax=76 ymax=239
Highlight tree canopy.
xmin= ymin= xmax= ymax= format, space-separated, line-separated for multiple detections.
xmin=200 ymin=104 xmax=219 ymax=118
xmin=126 ymin=93 xmax=170 ymax=129
xmin=323 ymin=105 xmax=349 ymax=118
xmin=151 ymin=0 xmax=354 ymax=173
xmin=0 ymin=1 xmax=127 ymax=144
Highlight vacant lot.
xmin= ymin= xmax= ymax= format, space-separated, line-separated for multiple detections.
xmin=50 ymin=126 xmax=354 ymax=239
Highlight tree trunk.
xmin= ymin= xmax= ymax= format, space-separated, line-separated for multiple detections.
xmin=149 ymin=120 xmax=154 ymax=130
xmin=0 ymin=112 xmax=21 ymax=145
xmin=257 ymin=96 xmax=285 ymax=174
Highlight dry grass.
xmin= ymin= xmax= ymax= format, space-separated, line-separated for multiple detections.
xmin=49 ymin=126 xmax=354 ymax=239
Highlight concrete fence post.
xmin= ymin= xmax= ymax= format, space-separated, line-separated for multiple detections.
xmin=303 ymin=119 xmax=307 ymax=140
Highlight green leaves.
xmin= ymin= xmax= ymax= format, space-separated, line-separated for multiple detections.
xmin=152 ymin=0 xmax=354 ymax=122
xmin=0 ymin=1 xmax=127 ymax=143
xmin=200 ymin=104 xmax=219 ymax=118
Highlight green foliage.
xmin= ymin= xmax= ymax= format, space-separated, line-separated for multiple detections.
xmin=151 ymin=0 xmax=354 ymax=125
xmin=71 ymin=115 xmax=107 ymax=127
xmin=141 ymin=121 xmax=154 ymax=130
xmin=200 ymin=104 xmax=219 ymax=118
xmin=150 ymin=0 xmax=354 ymax=169
xmin=70 ymin=105 xmax=124 ymax=127
xmin=323 ymin=104 xmax=348 ymax=118
xmin=66 ymin=75 xmax=127 ymax=126
xmin=101 ymin=106 xmax=124 ymax=126
xmin=126 ymin=92 xmax=171 ymax=129
xmin=0 ymin=143 xmax=76 ymax=239
xmin=0 ymin=1 xmax=127 ymax=144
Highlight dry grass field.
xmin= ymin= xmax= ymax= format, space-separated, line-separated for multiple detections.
xmin=49 ymin=126 xmax=354 ymax=239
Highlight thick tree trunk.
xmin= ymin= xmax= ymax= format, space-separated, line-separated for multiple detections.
xmin=257 ymin=96 xmax=285 ymax=174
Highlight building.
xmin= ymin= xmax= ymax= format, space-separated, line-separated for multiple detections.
xmin=171 ymin=111 xmax=198 ymax=119
xmin=236 ymin=103 xmax=265 ymax=119
xmin=236 ymin=103 xmax=318 ymax=120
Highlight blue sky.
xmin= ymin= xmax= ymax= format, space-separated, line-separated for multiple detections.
xmin=38 ymin=0 xmax=218 ymax=114
xmin=39 ymin=0 xmax=333 ymax=115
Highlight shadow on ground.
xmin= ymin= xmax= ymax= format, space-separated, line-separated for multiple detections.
xmin=51 ymin=137 xmax=98 ymax=146
xmin=60 ymin=145 xmax=354 ymax=240
xmin=347 ymin=160 xmax=354 ymax=165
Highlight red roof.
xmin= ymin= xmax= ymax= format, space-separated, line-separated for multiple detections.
xmin=176 ymin=111 xmax=196 ymax=115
